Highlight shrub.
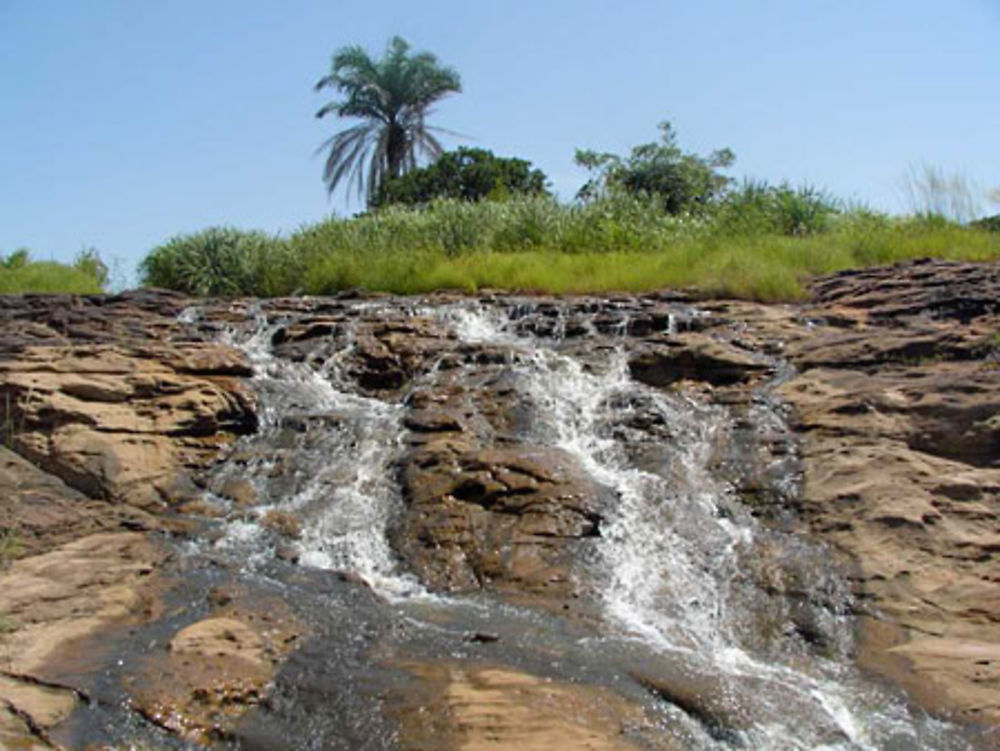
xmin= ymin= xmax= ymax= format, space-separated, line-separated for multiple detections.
xmin=374 ymin=147 xmax=550 ymax=207
xmin=0 ymin=248 xmax=107 ymax=294
xmin=137 ymin=194 xmax=1000 ymax=302
xmin=575 ymin=122 xmax=734 ymax=215
xmin=73 ymin=247 xmax=109 ymax=288
xmin=972 ymin=214 xmax=1000 ymax=232
xmin=139 ymin=227 xmax=293 ymax=297
xmin=715 ymin=180 xmax=840 ymax=236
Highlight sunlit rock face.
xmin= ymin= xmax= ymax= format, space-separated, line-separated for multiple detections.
xmin=0 ymin=259 xmax=998 ymax=749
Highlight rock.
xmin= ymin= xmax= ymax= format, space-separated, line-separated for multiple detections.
xmin=0 ymin=532 xmax=166 ymax=676
xmin=130 ymin=607 xmax=303 ymax=743
xmin=466 ymin=631 xmax=500 ymax=643
xmin=271 ymin=313 xmax=451 ymax=393
xmin=0 ymin=446 xmax=162 ymax=557
xmin=403 ymin=408 xmax=465 ymax=433
xmin=207 ymin=586 xmax=235 ymax=607
xmin=0 ymin=531 xmax=166 ymax=743
xmin=393 ymin=662 xmax=668 ymax=751
xmin=168 ymin=617 xmax=269 ymax=664
xmin=217 ymin=476 xmax=258 ymax=507
xmin=631 ymin=660 xmax=851 ymax=747
xmin=0 ymin=675 xmax=78 ymax=751
xmin=261 ymin=508 xmax=302 ymax=538
xmin=788 ymin=326 xmax=978 ymax=370
xmin=758 ymin=260 xmax=1000 ymax=725
xmin=809 ymin=258 xmax=1000 ymax=322
xmin=0 ymin=344 xmax=256 ymax=508
xmin=629 ymin=333 xmax=770 ymax=388
xmin=395 ymin=442 xmax=609 ymax=594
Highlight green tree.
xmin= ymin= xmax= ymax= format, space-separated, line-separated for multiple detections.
xmin=575 ymin=122 xmax=734 ymax=214
xmin=315 ymin=36 xmax=462 ymax=205
xmin=374 ymin=147 xmax=549 ymax=207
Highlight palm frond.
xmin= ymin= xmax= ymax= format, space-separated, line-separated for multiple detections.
xmin=315 ymin=36 xmax=463 ymax=204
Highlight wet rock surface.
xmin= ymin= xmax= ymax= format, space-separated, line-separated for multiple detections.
xmin=393 ymin=662 xmax=662 ymax=751
xmin=0 ymin=262 xmax=998 ymax=748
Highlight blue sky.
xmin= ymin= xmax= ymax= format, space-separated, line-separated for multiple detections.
xmin=2 ymin=0 xmax=998 ymax=283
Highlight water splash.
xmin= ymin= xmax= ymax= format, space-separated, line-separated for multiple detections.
xmin=439 ymin=301 xmax=972 ymax=751
xmin=211 ymin=306 xmax=424 ymax=598
xmin=178 ymin=298 xmax=973 ymax=750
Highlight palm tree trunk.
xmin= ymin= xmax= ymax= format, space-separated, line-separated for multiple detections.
xmin=386 ymin=122 xmax=407 ymax=180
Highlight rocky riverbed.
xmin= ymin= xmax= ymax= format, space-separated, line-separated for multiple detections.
xmin=0 ymin=259 xmax=998 ymax=749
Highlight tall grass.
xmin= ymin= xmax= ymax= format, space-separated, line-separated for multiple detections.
xmin=0 ymin=250 xmax=107 ymax=294
xmin=138 ymin=194 xmax=1000 ymax=302
xmin=139 ymin=227 xmax=297 ymax=296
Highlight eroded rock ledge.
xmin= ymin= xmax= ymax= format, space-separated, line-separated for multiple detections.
xmin=0 ymin=291 xmax=273 ymax=747
xmin=0 ymin=260 xmax=999 ymax=746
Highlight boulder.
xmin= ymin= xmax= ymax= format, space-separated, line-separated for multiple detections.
xmin=0 ymin=344 xmax=256 ymax=507
xmin=130 ymin=607 xmax=303 ymax=743
xmin=396 ymin=442 xmax=609 ymax=594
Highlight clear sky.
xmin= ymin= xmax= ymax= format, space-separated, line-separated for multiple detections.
xmin=2 ymin=0 xmax=998 ymax=284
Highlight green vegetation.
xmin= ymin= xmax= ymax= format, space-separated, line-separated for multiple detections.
xmin=0 ymin=528 xmax=22 ymax=568
xmin=315 ymin=36 xmax=462 ymax=203
xmin=375 ymin=148 xmax=549 ymax=207
xmin=0 ymin=248 xmax=108 ymax=294
xmin=139 ymin=227 xmax=294 ymax=297
xmin=714 ymin=180 xmax=840 ymax=237
xmin=138 ymin=194 xmax=1000 ymax=301
xmin=575 ymin=122 xmax=734 ymax=215
xmin=972 ymin=214 xmax=1000 ymax=232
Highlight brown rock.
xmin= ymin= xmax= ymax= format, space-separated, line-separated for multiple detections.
xmin=0 ymin=446 xmax=163 ymax=558
xmin=130 ymin=607 xmax=303 ymax=743
xmin=217 ymin=477 xmax=258 ymax=507
xmin=261 ymin=508 xmax=302 ymax=538
xmin=0 ymin=675 xmax=77 ymax=750
xmin=393 ymin=662 xmax=667 ymax=751
xmin=0 ymin=343 xmax=257 ymax=507
xmin=0 ymin=531 xmax=166 ymax=743
xmin=0 ymin=532 xmax=166 ymax=675
xmin=761 ymin=260 xmax=1000 ymax=726
xmin=396 ymin=442 xmax=608 ymax=594
xmin=629 ymin=333 xmax=770 ymax=388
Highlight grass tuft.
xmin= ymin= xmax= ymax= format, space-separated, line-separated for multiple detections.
xmin=136 ymin=195 xmax=1000 ymax=302
xmin=0 ymin=261 xmax=105 ymax=294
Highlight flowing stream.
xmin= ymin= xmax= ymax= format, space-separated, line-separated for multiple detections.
xmin=169 ymin=297 xmax=977 ymax=750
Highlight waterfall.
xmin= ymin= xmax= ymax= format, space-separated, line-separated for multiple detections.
xmin=438 ymin=301 xmax=969 ymax=751
xmin=187 ymin=298 xmax=973 ymax=751
xmin=209 ymin=306 xmax=425 ymax=597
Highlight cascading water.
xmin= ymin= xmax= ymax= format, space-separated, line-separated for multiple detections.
xmin=173 ymin=298 xmax=977 ymax=751
xmin=440 ymin=302 xmax=970 ymax=751
xmin=208 ymin=305 xmax=424 ymax=597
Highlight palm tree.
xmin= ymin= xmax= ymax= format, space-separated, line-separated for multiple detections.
xmin=315 ymin=36 xmax=462 ymax=204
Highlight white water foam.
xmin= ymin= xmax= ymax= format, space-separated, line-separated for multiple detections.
xmin=181 ymin=299 xmax=972 ymax=750
xmin=213 ymin=306 xmax=424 ymax=599
xmin=440 ymin=302 xmax=971 ymax=751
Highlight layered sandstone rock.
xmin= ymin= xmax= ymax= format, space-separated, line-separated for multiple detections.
xmin=765 ymin=260 xmax=1000 ymax=724
xmin=0 ymin=291 xmax=264 ymax=746
xmin=2 ymin=261 xmax=1000 ymax=744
